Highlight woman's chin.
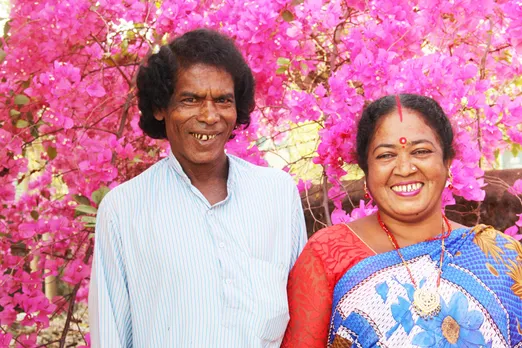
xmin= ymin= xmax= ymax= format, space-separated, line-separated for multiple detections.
xmin=387 ymin=202 xmax=432 ymax=219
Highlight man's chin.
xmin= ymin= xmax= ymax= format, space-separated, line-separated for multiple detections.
xmin=188 ymin=152 xmax=227 ymax=166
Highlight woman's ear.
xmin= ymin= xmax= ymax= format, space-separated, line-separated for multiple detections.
xmin=444 ymin=158 xmax=453 ymax=172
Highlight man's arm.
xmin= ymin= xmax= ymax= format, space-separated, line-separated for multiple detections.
xmin=88 ymin=200 xmax=132 ymax=348
xmin=290 ymin=184 xmax=307 ymax=268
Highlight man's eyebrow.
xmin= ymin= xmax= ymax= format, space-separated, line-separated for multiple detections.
xmin=178 ymin=92 xmax=202 ymax=98
xmin=177 ymin=92 xmax=235 ymax=99
xmin=213 ymin=93 xmax=234 ymax=100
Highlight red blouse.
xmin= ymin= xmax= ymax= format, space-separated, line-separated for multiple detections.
xmin=281 ymin=224 xmax=375 ymax=347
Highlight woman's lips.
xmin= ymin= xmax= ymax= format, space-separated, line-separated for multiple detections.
xmin=391 ymin=182 xmax=424 ymax=197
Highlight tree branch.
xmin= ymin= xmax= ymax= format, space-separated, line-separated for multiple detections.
xmin=58 ymin=241 xmax=93 ymax=348
xmin=322 ymin=168 xmax=333 ymax=226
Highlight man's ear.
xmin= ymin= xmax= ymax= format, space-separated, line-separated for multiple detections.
xmin=154 ymin=109 xmax=167 ymax=121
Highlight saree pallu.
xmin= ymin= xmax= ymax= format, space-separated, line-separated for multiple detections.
xmin=329 ymin=226 xmax=522 ymax=347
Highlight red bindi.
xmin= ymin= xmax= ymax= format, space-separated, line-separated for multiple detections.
xmin=399 ymin=137 xmax=407 ymax=145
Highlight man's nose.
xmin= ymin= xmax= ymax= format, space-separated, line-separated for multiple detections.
xmin=198 ymin=100 xmax=219 ymax=125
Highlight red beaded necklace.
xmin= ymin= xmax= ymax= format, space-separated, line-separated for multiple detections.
xmin=377 ymin=211 xmax=452 ymax=318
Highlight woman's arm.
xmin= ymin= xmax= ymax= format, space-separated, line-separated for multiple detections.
xmin=282 ymin=242 xmax=333 ymax=347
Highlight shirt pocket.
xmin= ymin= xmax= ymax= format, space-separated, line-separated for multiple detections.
xmin=249 ymin=257 xmax=290 ymax=343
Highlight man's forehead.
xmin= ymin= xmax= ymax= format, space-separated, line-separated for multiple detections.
xmin=175 ymin=64 xmax=235 ymax=92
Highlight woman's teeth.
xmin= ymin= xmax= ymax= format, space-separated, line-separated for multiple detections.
xmin=392 ymin=183 xmax=423 ymax=192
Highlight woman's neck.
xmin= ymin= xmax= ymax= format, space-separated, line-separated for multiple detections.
xmin=377 ymin=211 xmax=447 ymax=248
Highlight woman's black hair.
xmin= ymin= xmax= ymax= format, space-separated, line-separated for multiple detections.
xmin=136 ymin=28 xmax=255 ymax=139
xmin=356 ymin=94 xmax=455 ymax=173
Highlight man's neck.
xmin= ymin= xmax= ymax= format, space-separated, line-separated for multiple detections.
xmin=177 ymin=154 xmax=229 ymax=186
xmin=174 ymin=153 xmax=230 ymax=205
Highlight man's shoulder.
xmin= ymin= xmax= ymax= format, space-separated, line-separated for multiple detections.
xmin=229 ymin=155 xmax=293 ymax=183
xmin=101 ymin=157 xmax=169 ymax=207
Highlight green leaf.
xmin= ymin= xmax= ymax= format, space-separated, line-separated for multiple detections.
xmin=3 ymin=20 xmax=11 ymax=40
xmin=91 ymin=186 xmax=110 ymax=205
xmin=276 ymin=57 xmax=291 ymax=74
xmin=21 ymin=80 xmax=31 ymax=90
xmin=512 ymin=143 xmax=521 ymax=158
xmin=15 ymin=119 xmax=29 ymax=128
xmin=276 ymin=66 xmax=288 ymax=74
xmin=277 ymin=57 xmax=290 ymax=67
xmin=81 ymin=215 xmax=96 ymax=223
xmin=0 ymin=49 xmax=6 ymax=63
xmin=30 ymin=210 xmax=39 ymax=220
xmin=30 ymin=126 xmax=39 ymax=138
xmin=75 ymin=204 xmax=98 ymax=215
xmin=9 ymin=109 xmax=20 ymax=117
xmin=46 ymin=146 xmax=57 ymax=160
xmin=14 ymin=94 xmax=30 ymax=105
xmin=80 ymin=215 xmax=97 ymax=224
xmin=282 ymin=10 xmax=294 ymax=22
xmin=72 ymin=194 xmax=91 ymax=206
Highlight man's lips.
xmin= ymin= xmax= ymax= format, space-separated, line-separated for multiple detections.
xmin=189 ymin=132 xmax=219 ymax=141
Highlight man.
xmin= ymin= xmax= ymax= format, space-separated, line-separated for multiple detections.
xmin=88 ymin=28 xmax=307 ymax=347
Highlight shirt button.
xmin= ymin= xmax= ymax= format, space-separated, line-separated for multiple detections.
xmin=207 ymin=210 xmax=213 ymax=216
xmin=219 ymin=242 xmax=225 ymax=248
xmin=225 ymin=279 xmax=232 ymax=285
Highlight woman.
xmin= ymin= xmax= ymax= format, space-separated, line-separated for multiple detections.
xmin=282 ymin=94 xmax=522 ymax=347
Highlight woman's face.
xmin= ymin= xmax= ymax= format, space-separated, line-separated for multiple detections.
xmin=366 ymin=108 xmax=450 ymax=222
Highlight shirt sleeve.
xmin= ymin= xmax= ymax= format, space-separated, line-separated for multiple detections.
xmin=290 ymin=184 xmax=308 ymax=268
xmin=281 ymin=240 xmax=332 ymax=348
xmin=88 ymin=199 xmax=132 ymax=348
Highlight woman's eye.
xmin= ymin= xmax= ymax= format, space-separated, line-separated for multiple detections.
xmin=376 ymin=153 xmax=395 ymax=159
xmin=413 ymin=149 xmax=432 ymax=155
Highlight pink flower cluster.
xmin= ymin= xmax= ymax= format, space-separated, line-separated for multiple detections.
xmin=1 ymin=0 xmax=521 ymax=345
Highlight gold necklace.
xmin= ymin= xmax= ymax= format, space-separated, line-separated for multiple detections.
xmin=377 ymin=212 xmax=451 ymax=319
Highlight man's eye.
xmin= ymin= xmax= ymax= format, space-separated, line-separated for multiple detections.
xmin=217 ymin=97 xmax=232 ymax=103
xmin=183 ymin=98 xmax=197 ymax=103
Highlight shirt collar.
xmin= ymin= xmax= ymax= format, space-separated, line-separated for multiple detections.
xmin=167 ymin=149 xmax=237 ymax=192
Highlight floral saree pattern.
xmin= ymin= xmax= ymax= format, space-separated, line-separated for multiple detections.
xmin=329 ymin=225 xmax=522 ymax=347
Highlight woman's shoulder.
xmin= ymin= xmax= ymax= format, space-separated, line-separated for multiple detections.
xmin=458 ymin=224 xmax=522 ymax=264
xmin=468 ymin=224 xmax=521 ymax=246
xmin=306 ymin=223 xmax=375 ymax=280
xmin=309 ymin=223 xmax=354 ymax=243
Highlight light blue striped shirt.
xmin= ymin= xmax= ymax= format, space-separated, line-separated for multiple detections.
xmin=88 ymin=150 xmax=307 ymax=347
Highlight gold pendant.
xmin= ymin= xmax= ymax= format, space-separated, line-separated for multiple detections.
xmin=413 ymin=288 xmax=441 ymax=319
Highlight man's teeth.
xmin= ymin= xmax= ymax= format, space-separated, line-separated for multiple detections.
xmin=392 ymin=183 xmax=423 ymax=193
xmin=191 ymin=133 xmax=217 ymax=141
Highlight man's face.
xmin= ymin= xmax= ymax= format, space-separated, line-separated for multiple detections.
xmin=155 ymin=64 xmax=237 ymax=168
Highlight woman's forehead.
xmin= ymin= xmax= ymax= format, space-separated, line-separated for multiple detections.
xmin=371 ymin=110 xmax=438 ymax=143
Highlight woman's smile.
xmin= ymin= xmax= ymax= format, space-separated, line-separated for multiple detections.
xmin=390 ymin=181 xmax=424 ymax=196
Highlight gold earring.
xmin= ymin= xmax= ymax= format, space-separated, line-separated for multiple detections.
xmin=364 ymin=181 xmax=370 ymax=199
xmin=447 ymin=170 xmax=454 ymax=190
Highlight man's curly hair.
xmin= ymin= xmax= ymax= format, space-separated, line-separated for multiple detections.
xmin=136 ymin=28 xmax=255 ymax=139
